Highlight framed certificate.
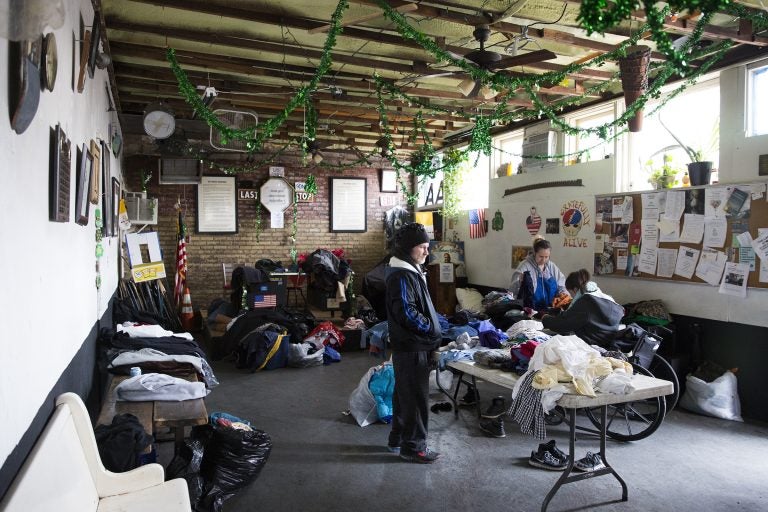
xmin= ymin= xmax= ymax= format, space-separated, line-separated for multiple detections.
xmin=330 ymin=177 xmax=367 ymax=233
xmin=197 ymin=176 xmax=238 ymax=233
xmin=380 ymin=169 xmax=397 ymax=192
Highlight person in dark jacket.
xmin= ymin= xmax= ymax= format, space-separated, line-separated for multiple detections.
xmin=385 ymin=223 xmax=442 ymax=464
xmin=541 ymin=269 xmax=624 ymax=347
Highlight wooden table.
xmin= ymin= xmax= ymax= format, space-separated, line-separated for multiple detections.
xmin=97 ymin=373 xmax=209 ymax=450
xmin=437 ymin=360 xmax=674 ymax=512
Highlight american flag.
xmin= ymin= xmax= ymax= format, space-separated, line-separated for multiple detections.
xmin=469 ymin=208 xmax=487 ymax=238
xmin=173 ymin=211 xmax=187 ymax=306
xmin=252 ymin=294 xmax=277 ymax=308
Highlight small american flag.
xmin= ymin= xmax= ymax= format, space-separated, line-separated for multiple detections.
xmin=174 ymin=212 xmax=187 ymax=306
xmin=252 ymin=294 xmax=277 ymax=308
xmin=469 ymin=208 xmax=487 ymax=238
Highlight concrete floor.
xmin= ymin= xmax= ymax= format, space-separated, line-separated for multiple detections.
xmin=183 ymin=350 xmax=768 ymax=512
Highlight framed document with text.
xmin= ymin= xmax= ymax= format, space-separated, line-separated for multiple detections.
xmin=330 ymin=177 xmax=367 ymax=233
xmin=197 ymin=176 xmax=238 ymax=233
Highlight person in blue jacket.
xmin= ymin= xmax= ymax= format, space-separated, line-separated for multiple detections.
xmin=385 ymin=223 xmax=442 ymax=464
xmin=510 ymin=237 xmax=567 ymax=311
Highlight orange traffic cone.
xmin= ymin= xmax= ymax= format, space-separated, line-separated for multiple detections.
xmin=180 ymin=287 xmax=195 ymax=332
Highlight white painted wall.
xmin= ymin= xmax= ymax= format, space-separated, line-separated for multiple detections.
xmin=456 ymin=66 xmax=768 ymax=327
xmin=0 ymin=0 xmax=122 ymax=467
xmin=454 ymin=157 xmax=615 ymax=289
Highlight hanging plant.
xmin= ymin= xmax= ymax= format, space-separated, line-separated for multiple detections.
xmin=304 ymin=174 xmax=317 ymax=195
xmin=440 ymin=148 xmax=469 ymax=220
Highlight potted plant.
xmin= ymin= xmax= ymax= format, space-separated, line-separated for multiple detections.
xmin=659 ymin=117 xmax=716 ymax=186
xmin=646 ymin=153 xmax=681 ymax=189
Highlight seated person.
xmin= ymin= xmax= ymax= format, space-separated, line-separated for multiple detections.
xmin=540 ymin=269 xmax=624 ymax=347
xmin=510 ymin=238 xmax=568 ymax=311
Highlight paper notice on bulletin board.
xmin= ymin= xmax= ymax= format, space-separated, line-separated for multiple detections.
xmin=439 ymin=263 xmax=454 ymax=283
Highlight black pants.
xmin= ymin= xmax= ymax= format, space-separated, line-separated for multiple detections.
xmin=388 ymin=351 xmax=431 ymax=454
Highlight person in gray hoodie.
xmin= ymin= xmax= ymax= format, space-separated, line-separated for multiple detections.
xmin=385 ymin=223 xmax=442 ymax=464
xmin=510 ymin=238 xmax=568 ymax=311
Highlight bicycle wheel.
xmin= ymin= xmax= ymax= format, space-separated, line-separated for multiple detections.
xmin=585 ymin=364 xmax=667 ymax=441
xmin=647 ymin=353 xmax=680 ymax=411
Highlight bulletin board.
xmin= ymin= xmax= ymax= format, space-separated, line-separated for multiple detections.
xmin=594 ymin=182 xmax=768 ymax=290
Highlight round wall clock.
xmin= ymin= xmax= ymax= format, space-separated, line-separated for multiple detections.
xmin=142 ymin=102 xmax=176 ymax=139
xmin=41 ymin=32 xmax=57 ymax=92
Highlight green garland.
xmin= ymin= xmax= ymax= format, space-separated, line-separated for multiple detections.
xmin=163 ymin=0 xmax=759 ymax=181
xmin=255 ymin=201 xmax=262 ymax=242
xmin=440 ymin=148 xmax=468 ymax=219
xmin=304 ymin=174 xmax=317 ymax=195
xmin=290 ymin=192 xmax=298 ymax=264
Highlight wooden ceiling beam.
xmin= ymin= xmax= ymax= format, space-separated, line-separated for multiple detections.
xmin=105 ymin=19 xmax=420 ymax=75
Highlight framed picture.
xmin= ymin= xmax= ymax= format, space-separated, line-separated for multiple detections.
xmin=330 ymin=177 xmax=367 ymax=232
xmin=101 ymin=139 xmax=112 ymax=236
xmin=49 ymin=124 xmax=71 ymax=222
xmin=75 ymin=143 xmax=92 ymax=226
xmin=87 ymin=18 xmax=100 ymax=79
xmin=380 ymin=169 xmax=397 ymax=193
xmin=89 ymin=139 xmax=100 ymax=204
xmin=197 ymin=176 xmax=238 ymax=233
xmin=111 ymin=177 xmax=120 ymax=235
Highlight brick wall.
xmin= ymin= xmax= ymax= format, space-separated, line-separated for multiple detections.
xmin=124 ymin=152 xmax=408 ymax=311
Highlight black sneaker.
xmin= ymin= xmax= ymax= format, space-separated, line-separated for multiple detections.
xmin=460 ymin=385 xmax=479 ymax=406
xmin=386 ymin=444 xmax=400 ymax=454
xmin=529 ymin=448 xmax=567 ymax=471
xmin=400 ymin=450 xmax=440 ymax=464
xmin=481 ymin=396 xmax=507 ymax=418
xmin=479 ymin=417 xmax=506 ymax=438
xmin=538 ymin=439 xmax=568 ymax=464
xmin=574 ymin=451 xmax=605 ymax=472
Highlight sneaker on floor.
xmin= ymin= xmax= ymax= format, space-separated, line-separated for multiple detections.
xmin=386 ymin=444 xmax=400 ymax=454
xmin=538 ymin=439 xmax=568 ymax=464
xmin=460 ymin=386 xmax=479 ymax=406
xmin=479 ymin=417 xmax=506 ymax=438
xmin=481 ymin=396 xmax=507 ymax=418
xmin=574 ymin=452 xmax=606 ymax=472
xmin=400 ymin=450 xmax=440 ymax=464
xmin=529 ymin=449 xmax=567 ymax=471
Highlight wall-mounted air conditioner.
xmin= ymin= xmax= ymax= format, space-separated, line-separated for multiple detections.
xmin=124 ymin=191 xmax=158 ymax=224
xmin=522 ymin=121 xmax=560 ymax=171
xmin=158 ymin=158 xmax=204 ymax=184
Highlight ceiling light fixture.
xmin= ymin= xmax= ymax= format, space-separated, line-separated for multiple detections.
xmin=457 ymin=77 xmax=476 ymax=97
xmin=478 ymin=85 xmax=498 ymax=100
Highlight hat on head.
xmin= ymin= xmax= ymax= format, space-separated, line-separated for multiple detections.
xmin=394 ymin=223 xmax=430 ymax=254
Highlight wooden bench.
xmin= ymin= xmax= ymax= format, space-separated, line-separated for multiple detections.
xmin=98 ymin=373 xmax=209 ymax=450
xmin=438 ymin=360 xmax=673 ymax=512
xmin=0 ymin=393 xmax=190 ymax=512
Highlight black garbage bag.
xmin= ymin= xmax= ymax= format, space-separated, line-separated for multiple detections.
xmin=196 ymin=423 xmax=272 ymax=512
xmin=166 ymin=437 xmax=207 ymax=507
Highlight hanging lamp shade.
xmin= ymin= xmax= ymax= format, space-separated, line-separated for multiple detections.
xmin=618 ymin=45 xmax=651 ymax=133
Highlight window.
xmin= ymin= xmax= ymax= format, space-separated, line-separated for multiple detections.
xmin=627 ymin=78 xmax=720 ymax=190
xmin=564 ymin=103 xmax=616 ymax=164
xmin=491 ymin=130 xmax=523 ymax=177
xmin=748 ymin=63 xmax=768 ymax=136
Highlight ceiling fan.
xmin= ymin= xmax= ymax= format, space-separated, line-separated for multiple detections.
xmin=413 ymin=25 xmax=556 ymax=99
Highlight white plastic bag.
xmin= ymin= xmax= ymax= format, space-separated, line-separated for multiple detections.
xmin=679 ymin=370 xmax=743 ymax=422
xmin=428 ymin=369 xmax=454 ymax=394
xmin=348 ymin=366 xmax=379 ymax=427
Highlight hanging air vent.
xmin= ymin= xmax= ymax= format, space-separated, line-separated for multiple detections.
xmin=158 ymin=158 xmax=204 ymax=185
xmin=210 ymin=109 xmax=258 ymax=152
xmin=124 ymin=191 xmax=158 ymax=224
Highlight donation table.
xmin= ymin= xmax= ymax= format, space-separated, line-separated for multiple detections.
xmin=437 ymin=360 xmax=674 ymax=512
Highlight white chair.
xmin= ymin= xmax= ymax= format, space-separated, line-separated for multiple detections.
xmin=0 ymin=392 xmax=190 ymax=512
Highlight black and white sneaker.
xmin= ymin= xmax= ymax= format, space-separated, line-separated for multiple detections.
xmin=479 ymin=417 xmax=506 ymax=438
xmin=481 ymin=396 xmax=507 ymax=418
xmin=529 ymin=448 xmax=567 ymax=471
xmin=574 ymin=452 xmax=606 ymax=472
xmin=538 ymin=439 xmax=568 ymax=464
